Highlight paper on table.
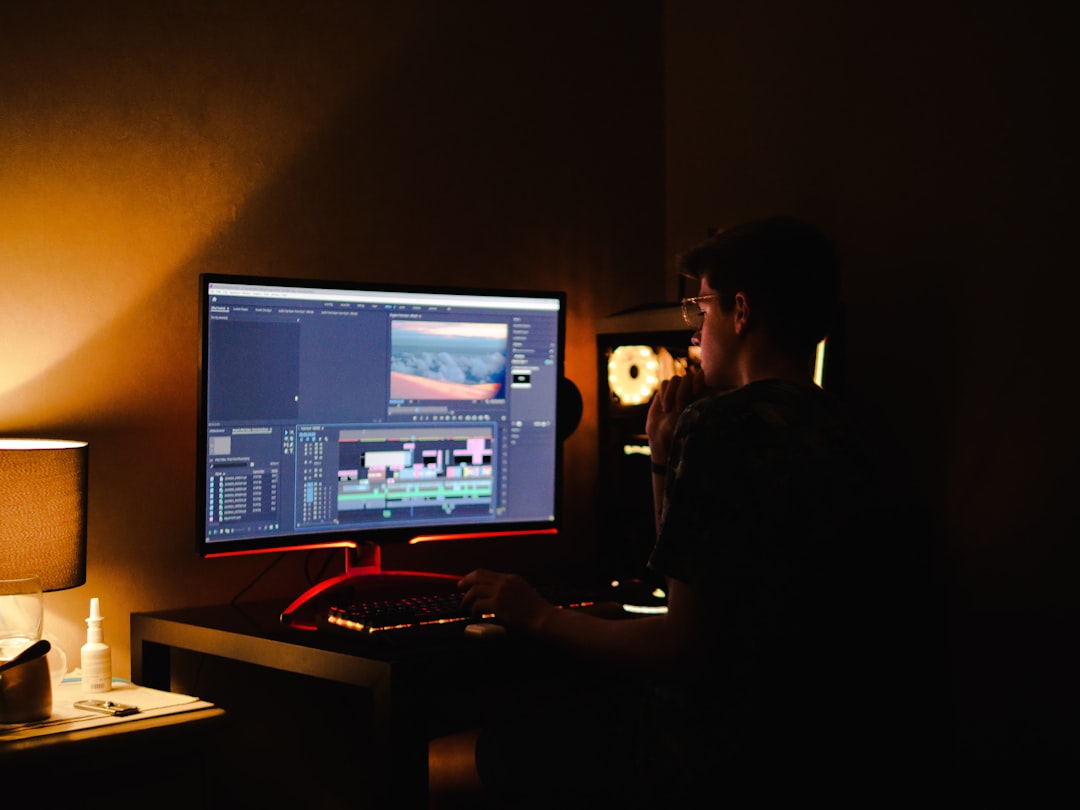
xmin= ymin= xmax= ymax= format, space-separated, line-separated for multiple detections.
xmin=0 ymin=679 xmax=212 ymax=741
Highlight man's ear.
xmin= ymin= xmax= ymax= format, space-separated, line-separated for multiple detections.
xmin=733 ymin=292 xmax=751 ymax=335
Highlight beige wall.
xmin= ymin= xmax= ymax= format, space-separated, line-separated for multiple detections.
xmin=1 ymin=1 xmax=664 ymax=679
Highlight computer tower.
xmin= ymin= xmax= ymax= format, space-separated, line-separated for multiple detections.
xmin=595 ymin=303 xmax=695 ymax=585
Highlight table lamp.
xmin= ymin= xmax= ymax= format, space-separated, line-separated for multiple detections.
xmin=0 ymin=440 xmax=86 ymax=721
xmin=0 ymin=439 xmax=88 ymax=590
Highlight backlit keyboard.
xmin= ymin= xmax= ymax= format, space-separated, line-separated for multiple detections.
xmin=321 ymin=584 xmax=600 ymax=640
xmin=325 ymin=590 xmax=484 ymax=635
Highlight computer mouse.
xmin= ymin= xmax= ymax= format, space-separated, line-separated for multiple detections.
xmin=463 ymin=622 xmax=507 ymax=639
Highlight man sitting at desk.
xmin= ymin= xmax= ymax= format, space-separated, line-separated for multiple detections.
xmin=430 ymin=216 xmax=939 ymax=807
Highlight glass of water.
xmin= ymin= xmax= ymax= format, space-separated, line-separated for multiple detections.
xmin=0 ymin=577 xmax=43 ymax=662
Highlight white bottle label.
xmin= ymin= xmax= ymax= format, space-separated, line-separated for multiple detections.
xmin=81 ymin=647 xmax=112 ymax=692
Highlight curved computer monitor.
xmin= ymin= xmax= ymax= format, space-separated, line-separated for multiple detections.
xmin=197 ymin=274 xmax=567 ymax=622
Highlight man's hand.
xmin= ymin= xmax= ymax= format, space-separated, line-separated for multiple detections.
xmin=645 ymin=371 xmax=708 ymax=465
xmin=458 ymin=569 xmax=553 ymax=634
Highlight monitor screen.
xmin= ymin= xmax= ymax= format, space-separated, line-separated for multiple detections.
xmin=197 ymin=274 xmax=566 ymax=563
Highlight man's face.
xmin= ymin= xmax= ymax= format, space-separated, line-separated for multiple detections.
xmin=693 ymin=279 xmax=740 ymax=390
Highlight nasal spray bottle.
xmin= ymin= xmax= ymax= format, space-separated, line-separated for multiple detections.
xmin=80 ymin=597 xmax=112 ymax=692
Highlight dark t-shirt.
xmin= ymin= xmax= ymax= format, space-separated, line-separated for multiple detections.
xmin=648 ymin=379 xmax=916 ymax=786
xmin=474 ymin=380 xmax=941 ymax=806
xmin=652 ymin=379 xmax=879 ymax=585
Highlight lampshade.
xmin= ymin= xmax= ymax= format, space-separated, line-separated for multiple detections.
xmin=0 ymin=439 xmax=88 ymax=592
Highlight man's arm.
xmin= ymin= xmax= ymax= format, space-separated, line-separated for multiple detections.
xmin=455 ymin=370 xmax=715 ymax=675
xmin=645 ymin=371 xmax=708 ymax=533
xmin=457 ymin=569 xmax=709 ymax=676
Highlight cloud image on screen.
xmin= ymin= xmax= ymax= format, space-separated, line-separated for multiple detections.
xmin=390 ymin=321 xmax=509 ymax=400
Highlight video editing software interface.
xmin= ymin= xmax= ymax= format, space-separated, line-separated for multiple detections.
xmin=199 ymin=276 xmax=564 ymax=554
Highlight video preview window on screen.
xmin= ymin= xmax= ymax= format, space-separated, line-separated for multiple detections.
xmin=203 ymin=282 xmax=561 ymax=548
xmin=389 ymin=320 xmax=508 ymax=400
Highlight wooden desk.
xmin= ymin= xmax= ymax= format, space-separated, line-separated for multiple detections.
xmin=1 ymin=686 xmax=224 ymax=807
xmin=1 ymin=704 xmax=225 ymax=762
xmin=130 ymin=600 xmax=589 ymax=809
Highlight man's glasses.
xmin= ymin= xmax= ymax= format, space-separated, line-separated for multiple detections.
xmin=680 ymin=294 xmax=719 ymax=329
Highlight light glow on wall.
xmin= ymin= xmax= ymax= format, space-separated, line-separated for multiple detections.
xmin=0 ymin=3 xmax=397 ymax=419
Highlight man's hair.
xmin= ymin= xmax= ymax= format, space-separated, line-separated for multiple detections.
xmin=679 ymin=215 xmax=841 ymax=355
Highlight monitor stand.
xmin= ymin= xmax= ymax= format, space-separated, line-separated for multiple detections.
xmin=279 ymin=541 xmax=458 ymax=630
